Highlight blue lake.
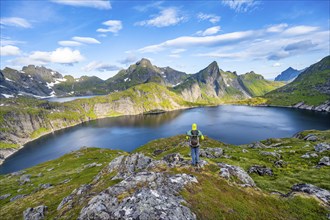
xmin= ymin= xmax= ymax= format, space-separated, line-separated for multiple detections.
xmin=0 ymin=105 xmax=329 ymax=174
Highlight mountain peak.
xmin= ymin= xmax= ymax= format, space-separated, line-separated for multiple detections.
xmin=136 ymin=58 xmax=152 ymax=67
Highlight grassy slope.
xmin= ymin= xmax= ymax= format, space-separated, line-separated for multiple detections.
xmin=239 ymin=73 xmax=285 ymax=97
xmin=1 ymin=130 xmax=329 ymax=219
xmin=264 ymin=57 xmax=330 ymax=106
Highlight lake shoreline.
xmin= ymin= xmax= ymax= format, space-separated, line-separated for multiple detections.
xmin=1 ymin=102 xmax=329 ymax=168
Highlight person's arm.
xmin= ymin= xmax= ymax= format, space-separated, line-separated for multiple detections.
xmin=186 ymin=130 xmax=191 ymax=140
xmin=198 ymin=130 xmax=205 ymax=140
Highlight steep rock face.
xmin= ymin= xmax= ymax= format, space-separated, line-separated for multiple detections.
xmin=0 ymin=67 xmax=54 ymax=97
xmin=275 ymin=67 xmax=302 ymax=82
xmin=174 ymin=61 xmax=251 ymax=102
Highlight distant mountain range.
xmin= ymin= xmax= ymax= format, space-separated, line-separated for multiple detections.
xmin=274 ymin=67 xmax=303 ymax=82
xmin=0 ymin=59 xmax=283 ymax=102
xmin=265 ymin=55 xmax=330 ymax=107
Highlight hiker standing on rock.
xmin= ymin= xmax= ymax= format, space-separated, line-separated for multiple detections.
xmin=186 ymin=123 xmax=204 ymax=166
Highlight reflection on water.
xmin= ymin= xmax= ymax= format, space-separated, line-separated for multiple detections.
xmin=44 ymin=95 xmax=100 ymax=103
xmin=0 ymin=105 xmax=329 ymax=174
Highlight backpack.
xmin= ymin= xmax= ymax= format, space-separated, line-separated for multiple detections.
xmin=190 ymin=130 xmax=199 ymax=147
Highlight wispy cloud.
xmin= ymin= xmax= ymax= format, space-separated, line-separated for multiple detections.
xmin=0 ymin=17 xmax=32 ymax=28
xmin=134 ymin=1 xmax=163 ymax=12
xmin=222 ymin=0 xmax=259 ymax=13
xmin=97 ymin=20 xmax=122 ymax=34
xmin=72 ymin=36 xmax=100 ymax=44
xmin=0 ymin=45 xmax=21 ymax=56
xmin=282 ymin=25 xmax=319 ymax=35
xmin=11 ymin=47 xmax=84 ymax=65
xmin=0 ymin=36 xmax=25 ymax=46
xmin=138 ymin=30 xmax=257 ymax=53
xmin=137 ymin=22 xmax=328 ymax=64
xmin=118 ymin=55 xmax=138 ymax=65
xmin=272 ymin=62 xmax=282 ymax=67
xmin=50 ymin=0 xmax=111 ymax=10
xmin=58 ymin=41 xmax=82 ymax=47
xmin=266 ymin=23 xmax=288 ymax=33
xmin=135 ymin=8 xmax=185 ymax=27
xmin=197 ymin=13 xmax=220 ymax=23
xmin=196 ymin=26 xmax=221 ymax=36
xmin=82 ymin=61 xmax=121 ymax=72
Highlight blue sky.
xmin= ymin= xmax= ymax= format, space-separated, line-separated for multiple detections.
xmin=0 ymin=0 xmax=329 ymax=80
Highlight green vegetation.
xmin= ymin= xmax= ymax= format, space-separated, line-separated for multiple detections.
xmin=265 ymin=56 xmax=330 ymax=106
xmin=30 ymin=128 xmax=50 ymax=139
xmin=0 ymin=148 xmax=125 ymax=219
xmin=1 ymin=130 xmax=329 ymax=219
xmin=238 ymin=72 xmax=285 ymax=97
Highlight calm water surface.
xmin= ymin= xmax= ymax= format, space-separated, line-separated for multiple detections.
xmin=1 ymin=105 xmax=329 ymax=174
xmin=44 ymin=95 xmax=100 ymax=103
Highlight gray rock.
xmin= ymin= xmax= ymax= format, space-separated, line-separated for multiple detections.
xmin=153 ymin=149 xmax=164 ymax=155
xmin=83 ymin=162 xmax=102 ymax=169
xmin=260 ymin=151 xmax=281 ymax=159
xmin=318 ymin=156 xmax=330 ymax=166
xmin=23 ymin=205 xmax=47 ymax=220
xmin=218 ymin=163 xmax=256 ymax=187
xmin=303 ymin=134 xmax=318 ymax=141
xmin=106 ymin=153 xmax=153 ymax=180
xmin=242 ymin=149 xmax=249 ymax=153
xmin=219 ymin=168 xmax=230 ymax=179
xmin=292 ymin=183 xmax=330 ymax=205
xmin=78 ymin=172 xmax=197 ymax=220
xmin=249 ymin=141 xmax=267 ymax=149
xmin=39 ymin=183 xmax=52 ymax=189
xmin=10 ymin=194 xmax=26 ymax=202
xmin=314 ymin=143 xmax=330 ymax=153
xmin=301 ymin=152 xmax=319 ymax=159
xmin=10 ymin=170 xmax=26 ymax=176
xmin=46 ymin=168 xmax=54 ymax=172
xmin=274 ymin=160 xmax=287 ymax=168
xmin=0 ymin=193 xmax=11 ymax=200
xmin=199 ymin=147 xmax=223 ymax=158
xmin=37 ymin=173 xmax=43 ymax=177
xmin=301 ymin=153 xmax=310 ymax=159
xmin=163 ymin=153 xmax=186 ymax=166
xmin=248 ymin=165 xmax=273 ymax=176
xmin=19 ymin=174 xmax=31 ymax=185
xmin=57 ymin=184 xmax=92 ymax=211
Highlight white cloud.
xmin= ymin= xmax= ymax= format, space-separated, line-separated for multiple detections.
xmin=282 ymin=25 xmax=319 ymax=36
xmin=272 ymin=62 xmax=281 ymax=67
xmin=82 ymin=61 xmax=121 ymax=72
xmin=197 ymin=13 xmax=221 ymax=23
xmin=97 ymin=20 xmax=122 ymax=34
xmin=196 ymin=26 xmax=221 ymax=36
xmin=0 ymin=36 xmax=25 ymax=46
xmin=266 ymin=23 xmax=288 ymax=33
xmin=72 ymin=36 xmax=100 ymax=44
xmin=169 ymin=54 xmax=180 ymax=58
xmin=171 ymin=49 xmax=186 ymax=54
xmin=222 ymin=0 xmax=258 ymax=13
xmin=58 ymin=41 xmax=82 ymax=47
xmin=11 ymin=47 xmax=84 ymax=65
xmin=0 ymin=17 xmax=32 ymax=28
xmin=50 ymin=0 xmax=111 ymax=10
xmin=138 ymin=30 xmax=257 ymax=53
xmin=135 ymin=8 xmax=185 ymax=27
xmin=0 ymin=45 xmax=21 ymax=56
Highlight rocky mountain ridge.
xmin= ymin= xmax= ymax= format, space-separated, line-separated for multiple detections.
xmin=275 ymin=67 xmax=303 ymax=82
xmin=1 ymin=58 xmax=283 ymax=101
